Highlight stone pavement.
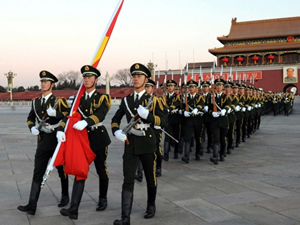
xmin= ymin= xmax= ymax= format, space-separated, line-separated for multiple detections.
xmin=0 ymin=97 xmax=300 ymax=225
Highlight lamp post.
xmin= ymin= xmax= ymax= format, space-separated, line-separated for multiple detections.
xmin=4 ymin=70 xmax=17 ymax=103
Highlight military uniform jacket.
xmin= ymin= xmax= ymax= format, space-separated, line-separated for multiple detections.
xmin=244 ymin=95 xmax=252 ymax=118
xmin=183 ymin=93 xmax=205 ymax=122
xmin=227 ymin=94 xmax=237 ymax=123
xmin=203 ymin=92 xmax=211 ymax=123
xmin=165 ymin=93 xmax=180 ymax=125
xmin=27 ymin=94 xmax=69 ymax=150
xmin=111 ymin=92 xmax=167 ymax=155
xmin=236 ymin=94 xmax=245 ymax=120
xmin=58 ymin=91 xmax=111 ymax=149
xmin=208 ymin=92 xmax=231 ymax=128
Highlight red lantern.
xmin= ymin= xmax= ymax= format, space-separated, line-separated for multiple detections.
xmin=237 ymin=56 xmax=243 ymax=65
xmin=252 ymin=55 xmax=259 ymax=65
xmin=267 ymin=55 xmax=274 ymax=64
xmin=222 ymin=57 xmax=229 ymax=66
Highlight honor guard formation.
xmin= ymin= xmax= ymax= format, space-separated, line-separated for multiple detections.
xmin=17 ymin=63 xmax=296 ymax=225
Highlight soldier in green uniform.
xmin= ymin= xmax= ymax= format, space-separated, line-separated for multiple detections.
xmin=208 ymin=78 xmax=231 ymax=164
xmin=111 ymin=63 xmax=167 ymax=225
xmin=135 ymin=79 xmax=167 ymax=180
xmin=163 ymin=79 xmax=181 ymax=160
xmin=181 ymin=80 xmax=205 ymax=162
xmin=201 ymin=81 xmax=212 ymax=153
xmin=18 ymin=71 xmax=70 ymax=215
xmin=224 ymin=81 xmax=237 ymax=154
xmin=234 ymin=84 xmax=246 ymax=147
xmin=57 ymin=65 xmax=111 ymax=220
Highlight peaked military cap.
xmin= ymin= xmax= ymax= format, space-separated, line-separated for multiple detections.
xmin=214 ymin=78 xmax=225 ymax=85
xmin=187 ymin=80 xmax=198 ymax=87
xmin=160 ymin=83 xmax=165 ymax=88
xmin=81 ymin=65 xmax=101 ymax=78
xmin=239 ymin=84 xmax=246 ymax=89
xmin=201 ymin=80 xmax=211 ymax=87
xmin=224 ymin=81 xmax=234 ymax=87
xmin=166 ymin=79 xmax=177 ymax=86
xmin=232 ymin=82 xmax=239 ymax=88
xmin=130 ymin=63 xmax=151 ymax=78
xmin=39 ymin=70 xmax=58 ymax=83
xmin=145 ymin=79 xmax=155 ymax=87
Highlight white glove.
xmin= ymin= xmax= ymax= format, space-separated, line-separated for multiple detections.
xmin=73 ymin=120 xmax=88 ymax=131
xmin=220 ymin=109 xmax=226 ymax=116
xmin=235 ymin=105 xmax=241 ymax=112
xmin=247 ymin=106 xmax=252 ymax=111
xmin=184 ymin=111 xmax=191 ymax=117
xmin=178 ymin=109 xmax=183 ymax=115
xmin=258 ymin=103 xmax=261 ymax=107
xmin=227 ymin=108 xmax=232 ymax=114
xmin=167 ymin=108 xmax=170 ymax=113
xmin=154 ymin=125 xmax=161 ymax=129
xmin=255 ymin=104 xmax=258 ymax=108
xmin=191 ymin=108 xmax=198 ymax=115
xmin=31 ymin=126 xmax=40 ymax=135
xmin=242 ymin=107 xmax=246 ymax=112
xmin=56 ymin=131 xmax=66 ymax=142
xmin=114 ymin=129 xmax=127 ymax=142
xmin=46 ymin=106 xmax=56 ymax=117
xmin=203 ymin=106 xmax=208 ymax=112
xmin=212 ymin=111 xmax=220 ymax=118
xmin=171 ymin=108 xmax=178 ymax=114
xmin=137 ymin=105 xmax=149 ymax=119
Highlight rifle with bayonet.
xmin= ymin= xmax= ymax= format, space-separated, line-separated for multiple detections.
xmin=122 ymin=96 xmax=154 ymax=145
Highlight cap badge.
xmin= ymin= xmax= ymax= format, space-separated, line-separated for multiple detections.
xmin=135 ymin=64 xmax=139 ymax=69
xmin=85 ymin=66 xmax=89 ymax=71
xmin=42 ymin=71 xmax=46 ymax=76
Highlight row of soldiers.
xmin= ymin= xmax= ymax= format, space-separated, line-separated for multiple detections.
xmin=136 ymin=76 xmax=294 ymax=182
xmin=263 ymin=91 xmax=295 ymax=116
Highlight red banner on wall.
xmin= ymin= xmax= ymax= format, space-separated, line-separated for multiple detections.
xmin=190 ymin=71 xmax=262 ymax=81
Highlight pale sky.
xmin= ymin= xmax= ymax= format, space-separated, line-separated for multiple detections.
xmin=1 ymin=0 xmax=299 ymax=88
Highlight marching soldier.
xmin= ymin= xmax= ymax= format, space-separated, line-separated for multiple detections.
xmin=208 ymin=78 xmax=231 ymax=164
xmin=181 ymin=80 xmax=205 ymax=163
xmin=18 ymin=71 xmax=69 ymax=215
xmin=235 ymin=84 xmax=246 ymax=147
xmin=224 ymin=81 xmax=237 ymax=154
xmin=111 ymin=63 xmax=167 ymax=225
xmin=57 ymin=65 xmax=111 ymax=219
xmin=201 ymin=81 xmax=212 ymax=153
xmin=135 ymin=79 xmax=166 ymax=181
xmin=163 ymin=79 xmax=180 ymax=160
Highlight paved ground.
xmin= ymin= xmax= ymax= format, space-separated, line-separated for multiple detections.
xmin=0 ymin=97 xmax=300 ymax=225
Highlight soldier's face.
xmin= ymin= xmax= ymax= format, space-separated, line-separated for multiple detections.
xmin=41 ymin=80 xmax=53 ymax=91
xmin=145 ymin=85 xmax=153 ymax=95
xmin=233 ymin=87 xmax=238 ymax=94
xmin=168 ymin=85 xmax=175 ymax=93
xmin=239 ymin=88 xmax=245 ymax=95
xmin=225 ymin=86 xmax=231 ymax=93
xmin=216 ymin=84 xmax=223 ymax=92
xmin=83 ymin=76 xmax=97 ymax=88
xmin=132 ymin=74 xmax=147 ymax=88
xmin=203 ymin=86 xmax=209 ymax=93
xmin=189 ymin=86 xmax=197 ymax=94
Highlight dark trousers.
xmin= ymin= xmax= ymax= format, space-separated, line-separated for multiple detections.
xmin=242 ymin=116 xmax=248 ymax=139
xmin=235 ymin=118 xmax=243 ymax=144
xmin=122 ymin=152 xmax=157 ymax=193
xmin=183 ymin=117 xmax=204 ymax=155
xmin=204 ymin=121 xmax=212 ymax=149
xmin=211 ymin=121 xmax=228 ymax=156
xmin=164 ymin=122 xmax=180 ymax=153
xmin=227 ymin=122 xmax=235 ymax=149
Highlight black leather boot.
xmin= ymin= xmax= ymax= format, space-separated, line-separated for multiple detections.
xmin=96 ymin=178 xmax=109 ymax=211
xmin=17 ymin=181 xmax=41 ymax=215
xmin=144 ymin=186 xmax=156 ymax=219
xmin=113 ymin=190 xmax=133 ymax=225
xmin=163 ymin=141 xmax=170 ymax=161
xmin=58 ymin=176 xmax=69 ymax=207
xmin=181 ymin=142 xmax=190 ymax=163
xmin=209 ymin=144 xmax=219 ymax=165
xmin=60 ymin=179 xmax=85 ymax=220
xmin=135 ymin=160 xmax=143 ymax=182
